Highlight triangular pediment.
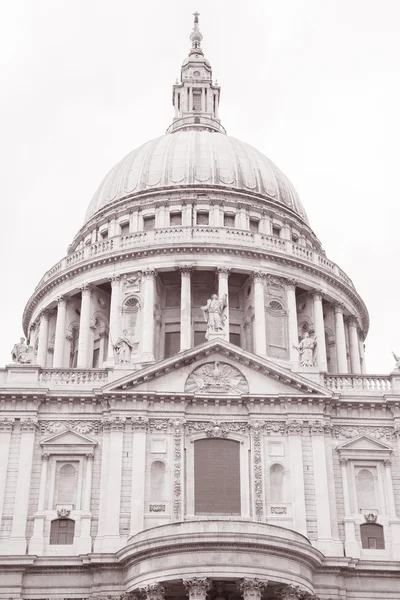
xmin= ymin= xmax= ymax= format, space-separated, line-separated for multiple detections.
xmin=337 ymin=435 xmax=393 ymax=452
xmin=41 ymin=428 xmax=97 ymax=448
xmin=102 ymin=339 xmax=330 ymax=397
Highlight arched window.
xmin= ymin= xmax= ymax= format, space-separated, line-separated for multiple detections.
xmin=54 ymin=462 xmax=78 ymax=507
xmin=150 ymin=460 xmax=166 ymax=500
xmin=360 ymin=523 xmax=385 ymax=549
xmin=49 ymin=518 xmax=75 ymax=545
xmin=266 ymin=299 xmax=288 ymax=359
xmin=269 ymin=463 xmax=284 ymax=503
xmin=194 ymin=438 xmax=241 ymax=516
xmin=356 ymin=468 xmax=377 ymax=511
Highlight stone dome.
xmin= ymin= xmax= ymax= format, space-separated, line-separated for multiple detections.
xmin=85 ymin=130 xmax=309 ymax=224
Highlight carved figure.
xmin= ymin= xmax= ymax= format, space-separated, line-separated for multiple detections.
xmin=294 ymin=332 xmax=317 ymax=367
xmin=201 ymin=293 xmax=228 ymax=339
xmin=185 ymin=361 xmax=249 ymax=394
xmin=113 ymin=330 xmax=135 ymax=363
xmin=11 ymin=337 xmax=34 ymax=364
xmin=392 ymin=351 xmax=400 ymax=372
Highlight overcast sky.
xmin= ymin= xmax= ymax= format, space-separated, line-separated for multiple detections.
xmin=1 ymin=0 xmax=399 ymax=373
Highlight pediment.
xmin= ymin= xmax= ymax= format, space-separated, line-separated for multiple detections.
xmin=41 ymin=428 xmax=97 ymax=450
xmin=337 ymin=435 xmax=393 ymax=452
xmin=102 ymin=339 xmax=330 ymax=397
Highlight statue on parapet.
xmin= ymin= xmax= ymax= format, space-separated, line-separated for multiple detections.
xmin=11 ymin=337 xmax=35 ymax=364
xmin=113 ymin=330 xmax=136 ymax=363
xmin=201 ymin=293 xmax=228 ymax=340
xmin=294 ymin=332 xmax=317 ymax=367
xmin=392 ymin=351 xmax=400 ymax=372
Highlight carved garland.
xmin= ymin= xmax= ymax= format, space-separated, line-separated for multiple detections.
xmin=170 ymin=419 xmax=185 ymax=521
xmin=250 ymin=421 xmax=264 ymax=521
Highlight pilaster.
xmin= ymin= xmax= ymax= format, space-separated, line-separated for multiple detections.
xmin=141 ymin=268 xmax=157 ymax=361
xmin=130 ymin=418 xmax=148 ymax=535
xmin=285 ymin=420 xmax=307 ymax=535
xmin=0 ymin=418 xmax=14 ymax=529
xmin=252 ymin=271 xmax=267 ymax=356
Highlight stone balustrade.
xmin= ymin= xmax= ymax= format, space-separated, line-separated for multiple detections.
xmin=39 ymin=369 xmax=109 ymax=386
xmin=324 ymin=374 xmax=392 ymax=392
xmin=35 ymin=226 xmax=355 ymax=291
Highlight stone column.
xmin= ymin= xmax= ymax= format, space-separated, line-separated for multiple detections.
xmin=286 ymin=279 xmax=299 ymax=364
xmin=107 ymin=275 xmax=121 ymax=361
xmin=94 ymin=419 xmax=110 ymax=551
xmin=0 ymin=419 xmax=14 ymax=528
xmin=142 ymin=269 xmax=156 ymax=361
xmin=239 ymin=578 xmax=268 ymax=600
xmin=183 ymin=578 xmax=210 ymax=600
xmin=53 ymin=296 xmax=68 ymax=368
xmin=252 ymin=271 xmax=267 ymax=356
xmin=384 ymin=459 xmax=397 ymax=517
xmin=217 ymin=267 xmax=230 ymax=340
xmin=29 ymin=452 xmax=49 ymax=554
xmin=180 ymin=266 xmax=192 ymax=351
xmin=36 ymin=310 xmax=50 ymax=367
xmin=77 ymin=283 xmax=93 ymax=368
xmin=286 ymin=421 xmax=307 ymax=535
xmin=311 ymin=290 xmax=327 ymax=371
xmin=340 ymin=457 xmax=359 ymax=558
xmin=359 ymin=333 xmax=366 ymax=373
xmin=103 ymin=417 xmax=125 ymax=551
xmin=348 ymin=317 xmax=361 ymax=374
xmin=78 ymin=452 xmax=94 ymax=554
xmin=310 ymin=421 xmax=334 ymax=555
xmin=334 ymin=303 xmax=348 ymax=373
xmin=141 ymin=583 xmax=165 ymax=600
xmin=130 ymin=419 xmax=147 ymax=535
xmin=9 ymin=418 xmax=36 ymax=554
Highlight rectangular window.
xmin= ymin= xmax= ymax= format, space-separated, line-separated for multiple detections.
xmin=143 ymin=215 xmax=155 ymax=231
xmin=272 ymin=226 xmax=281 ymax=237
xmin=120 ymin=222 xmax=130 ymax=235
xmin=164 ymin=331 xmax=180 ymax=358
xmin=229 ymin=332 xmax=241 ymax=347
xmin=165 ymin=286 xmax=180 ymax=308
xmin=292 ymin=233 xmax=299 ymax=243
xmin=249 ymin=218 xmax=259 ymax=233
xmin=224 ymin=213 xmax=235 ymax=228
xmin=193 ymin=90 xmax=202 ymax=110
xmin=194 ymin=438 xmax=241 ymax=515
xmin=100 ymin=229 xmax=108 ymax=239
xmin=196 ymin=211 xmax=209 ymax=225
xmin=170 ymin=211 xmax=182 ymax=226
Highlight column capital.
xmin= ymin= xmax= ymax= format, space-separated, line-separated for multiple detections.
xmin=334 ymin=302 xmax=345 ymax=314
xmin=41 ymin=453 xmax=50 ymax=461
xmin=0 ymin=417 xmax=14 ymax=431
xmin=85 ymin=452 xmax=94 ymax=460
xmin=384 ymin=459 xmax=392 ymax=467
xmin=180 ymin=265 xmax=194 ymax=277
xmin=339 ymin=457 xmax=348 ymax=466
xmin=276 ymin=585 xmax=305 ymax=600
xmin=20 ymin=417 xmax=38 ymax=432
xmin=109 ymin=274 xmax=121 ymax=286
xmin=140 ymin=583 xmax=165 ymax=600
xmin=39 ymin=309 xmax=50 ymax=321
xmin=285 ymin=278 xmax=298 ymax=291
xmin=216 ymin=266 xmax=230 ymax=278
xmin=79 ymin=283 xmax=93 ymax=295
xmin=239 ymin=578 xmax=268 ymax=598
xmin=141 ymin=268 xmax=157 ymax=280
xmin=285 ymin=420 xmax=304 ymax=435
xmin=183 ymin=578 xmax=211 ymax=598
xmin=346 ymin=315 xmax=358 ymax=328
xmin=56 ymin=295 xmax=68 ymax=305
xmin=252 ymin=270 xmax=266 ymax=283
xmin=310 ymin=288 xmax=323 ymax=301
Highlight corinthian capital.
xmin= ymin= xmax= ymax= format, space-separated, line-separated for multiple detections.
xmin=180 ymin=265 xmax=194 ymax=277
xmin=252 ymin=270 xmax=266 ymax=283
xmin=141 ymin=268 xmax=157 ymax=280
xmin=139 ymin=583 xmax=165 ymax=600
xmin=183 ymin=578 xmax=211 ymax=600
xmin=276 ymin=585 xmax=307 ymax=599
xmin=216 ymin=266 xmax=230 ymax=279
xmin=239 ymin=578 xmax=268 ymax=600
xmin=79 ymin=283 xmax=93 ymax=295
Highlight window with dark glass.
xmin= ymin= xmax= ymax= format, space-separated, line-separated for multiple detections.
xmin=120 ymin=222 xmax=130 ymax=235
xmin=100 ymin=229 xmax=108 ymax=240
xmin=143 ymin=215 xmax=155 ymax=231
xmin=164 ymin=330 xmax=180 ymax=358
xmin=360 ymin=523 xmax=385 ymax=549
xmin=50 ymin=519 xmax=75 ymax=545
xmin=224 ymin=213 xmax=235 ymax=228
xmin=249 ymin=218 xmax=259 ymax=233
xmin=196 ymin=211 xmax=209 ymax=225
xmin=170 ymin=211 xmax=182 ymax=226
xmin=272 ymin=226 xmax=281 ymax=237
xmin=194 ymin=438 xmax=241 ymax=515
xmin=193 ymin=89 xmax=202 ymax=110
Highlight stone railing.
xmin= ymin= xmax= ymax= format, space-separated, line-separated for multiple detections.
xmin=39 ymin=369 xmax=109 ymax=386
xmin=36 ymin=226 xmax=355 ymax=290
xmin=324 ymin=374 xmax=392 ymax=392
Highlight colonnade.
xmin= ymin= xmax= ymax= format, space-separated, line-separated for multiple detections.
xmin=139 ymin=579 xmax=317 ymax=600
xmin=32 ymin=268 xmax=363 ymax=374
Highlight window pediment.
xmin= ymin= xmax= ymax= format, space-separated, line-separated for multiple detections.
xmin=337 ymin=435 xmax=393 ymax=461
xmin=40 ymin=428 xmax=97 ymax=455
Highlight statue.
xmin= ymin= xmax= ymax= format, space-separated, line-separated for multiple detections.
xmin=11 ymin=337 xmax=35 ymax=364
xmin=392 ymin=351 xmax=400 ymax=372
xmin=113 ymin=330 xmax=135 ymax=363
xmin=201 ymin=293 xmax=228 ymax=340
xmin=294 ymin=332 xmax=317 ymax=367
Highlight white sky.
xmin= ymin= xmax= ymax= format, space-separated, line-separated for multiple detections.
xmin=1 ymin=0 xmax=399 ymax=373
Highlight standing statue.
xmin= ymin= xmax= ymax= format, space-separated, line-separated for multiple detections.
xmin=113 ymin=330 xmax=135 ymax=363
xmin=392 ymin=351 xmax=400 ymax=372
xmin=294 ymin=332 xmax=317 ymax=367
xmin=11 ymin=337 xmax=34 ymax=364
xmin=201 ymin=293 xmax=228 ymax=340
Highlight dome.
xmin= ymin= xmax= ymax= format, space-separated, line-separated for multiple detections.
xmin=85 ymin=130 xmax=308 ymax=224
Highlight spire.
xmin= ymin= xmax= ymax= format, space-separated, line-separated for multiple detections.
xmin=166 ymin=13 xmax=225 ymax=135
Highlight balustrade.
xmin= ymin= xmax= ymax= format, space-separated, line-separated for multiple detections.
xmin=324 ymin=374 xmax=391 ymax=392
xmin=39 ymin=369 xmax=109 ymax=385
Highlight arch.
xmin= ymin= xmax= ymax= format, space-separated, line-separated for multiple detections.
xmin=269 ymin=462 xmax=284 ymax=503
xmin=356 ymin=467 xmax=377 ymax=511
xmin=265 ymin=297 xmax=288 ymax=359
xmin=50 ymin=518 xmax=75 ymax=545
xmin=360 ymin=522 xmax=385 ymax=549
xmin=193 ymin=438 xmax=241 ymax=516
xmin=55 ymin=461 xmax=78 ymax=506
xmin=122 ymin=295 xmax=141 ymax=339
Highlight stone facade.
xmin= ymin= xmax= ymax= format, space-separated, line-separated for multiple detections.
xmin=2 ymin=13 xmax=400 ymax=600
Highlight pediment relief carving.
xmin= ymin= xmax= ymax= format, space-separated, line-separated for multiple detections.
xmin=185 ymin=361 xmax=248 ymax=395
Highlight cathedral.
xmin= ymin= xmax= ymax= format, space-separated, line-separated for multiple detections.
xmin=2 ymin=13 xmax=400 ymax=600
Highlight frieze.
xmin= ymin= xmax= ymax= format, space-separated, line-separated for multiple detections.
xmin=332 ymin=425 xmax=395 ymax=440
xmin=102 ymin=416 xmax=126 ymax=431
xmin=186 ymin=420 xmax=248 ymax=437
xmin=132 ymin=416 xmax=149 ymax=430
xmin=271 ymin=506 xmax=287 ymax=514
xmin=185 ymin=361 xmax=249 ymax=395
xmin=148 ymin=418 xmax=169 ymax=433
xmin=39 ymin=420 xmax=101 ymax=435
xmin=149 ymin=504 xmax=166 ymax=512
